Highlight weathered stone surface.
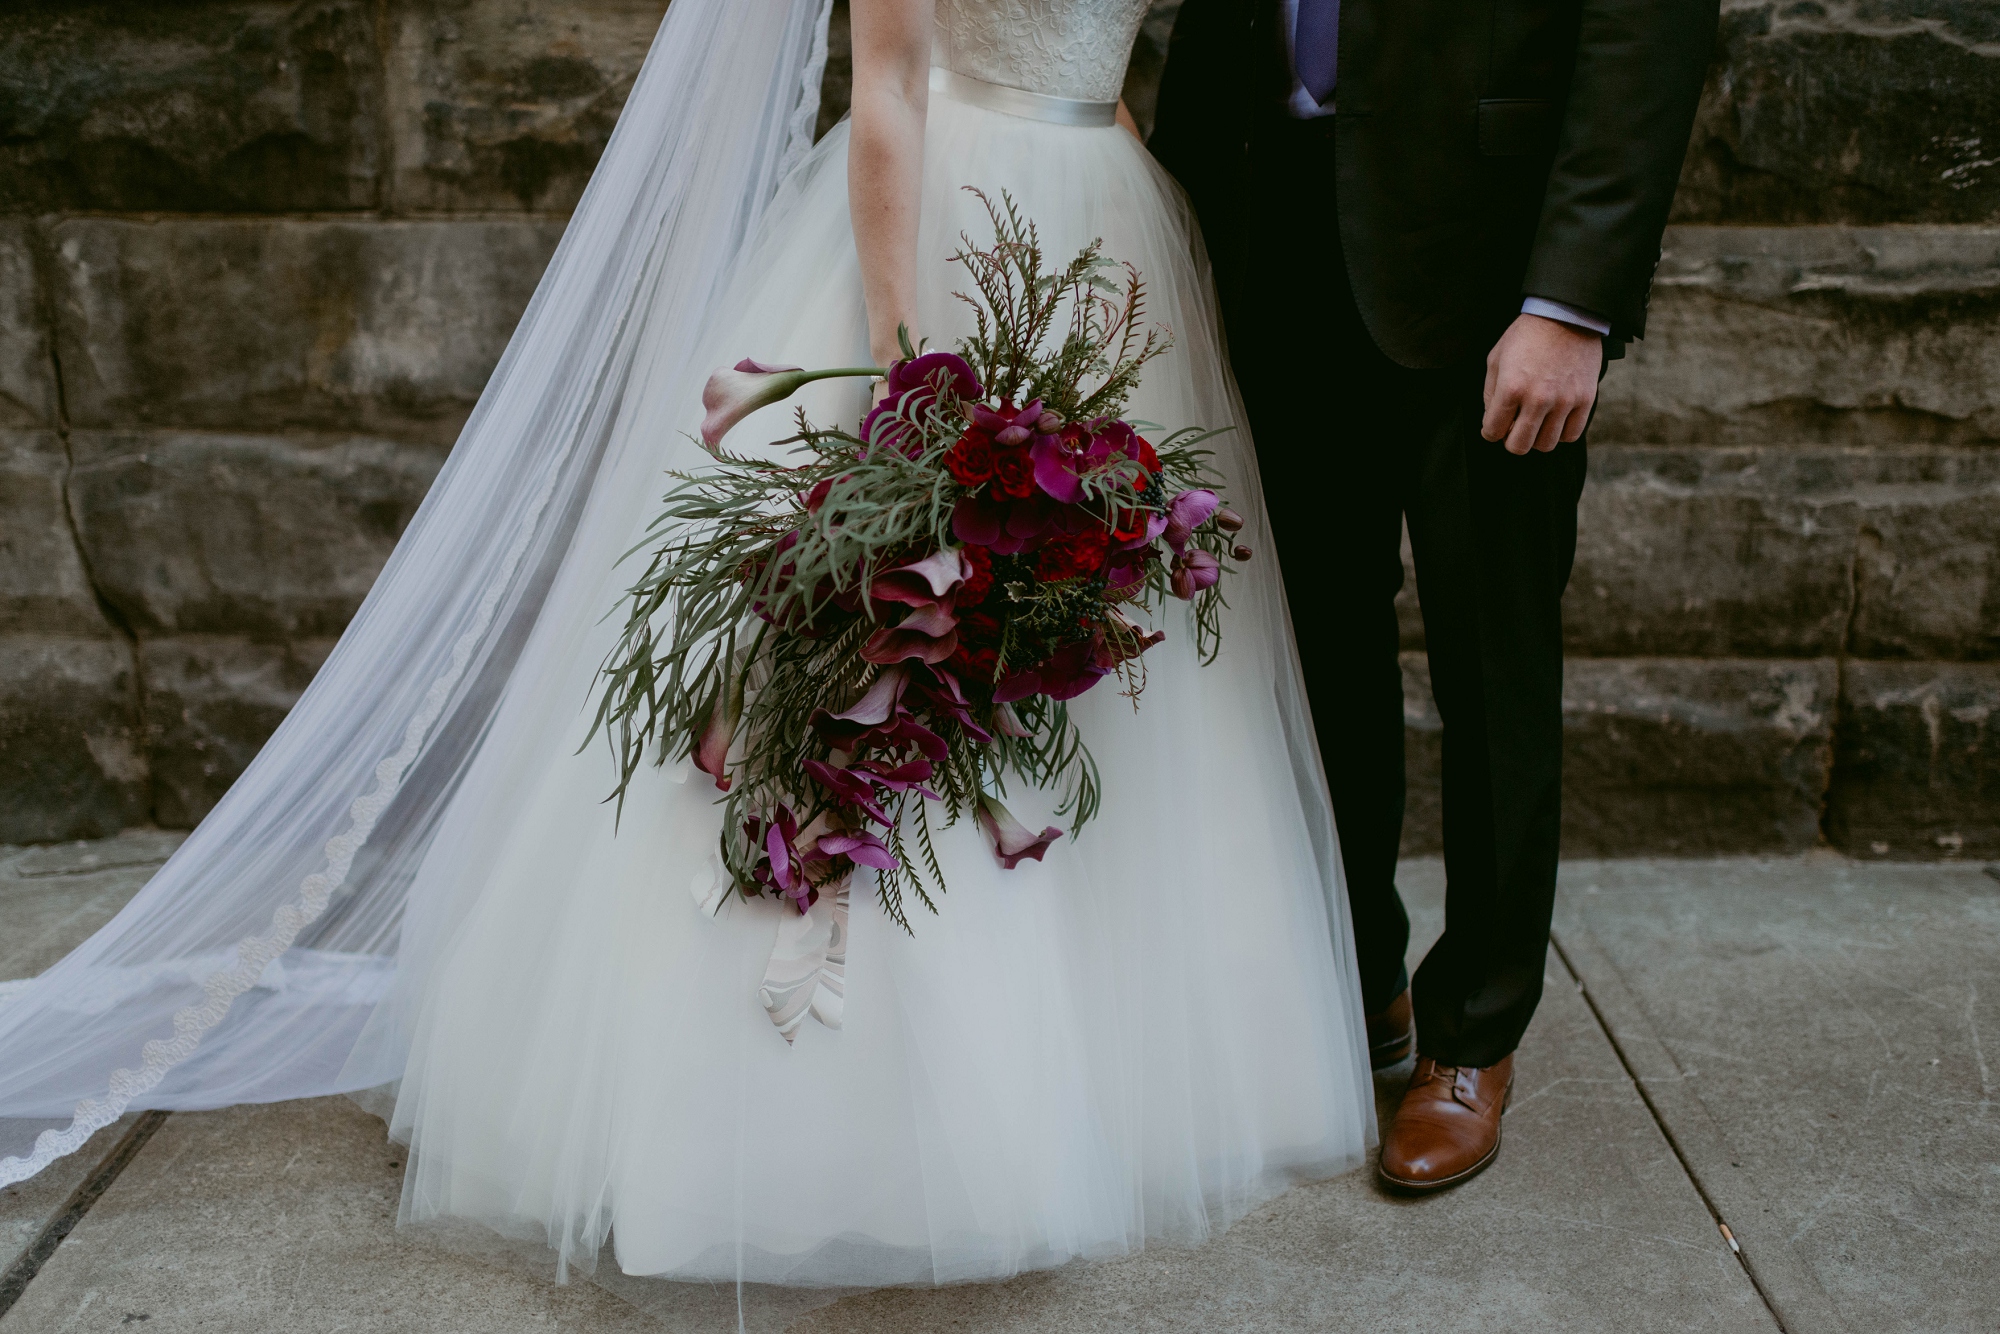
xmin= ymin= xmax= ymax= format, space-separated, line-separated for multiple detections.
xmin=1401 ymin=655 xmax=1836 ymax=856
xmin=1600 ymin=225 xmax=2000 ymax=445
xmin=1673 ymin=0 xmax=2000 ymax=225
xmin=0 ymin=1 xmax=382 ymax=214
xmin=141 ymin=636 xmax=335 ymax=827
xmin=1400 ymin=651 xmax=1444 ymax=855
xmin=384 ymin=0 xmax=669 ymax=213
xmin=1571 ymin=446 xmax=1856 ymax=658
xmin=0 ymin=828 xmax=181 ymax=981
xmin=67 ymin=431 xmax=444 ymax=637
xmin=48 ymin=217 xmax=563 ymax=439
xmin=816 ymin=0 xmax=853 ymax=141
xmin=0 ymin=635 xmax=148 ymax=844
xmin=0 ymin=432 xmax=111 ymax=638
xmin=1849 ymin=458 xmax=2000 ymax=659
xmin=0 ymin=221 xmax=54 ymax=428
xmin=1561 ymin=657 xmax=1836 ymax=855
xmin=1825 ymin=659 xmax=2000 ymax=858
xmin=1568 ymin=444 xmax=2000 ymax=660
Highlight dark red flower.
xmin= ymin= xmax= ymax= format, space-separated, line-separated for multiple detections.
xmin=1034 ymin=527 xmax=1110 ymax=582
xmin=991 ymin=448 xmax=1036 ymax=500
xmin=945 ymin=429 xmax=997 ymax=486
xmin=958 ymin=546 xmax=994 ymax=604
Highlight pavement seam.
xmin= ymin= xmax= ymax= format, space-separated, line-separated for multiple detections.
xmin=0 ymin=1111 xmax=169 ymax=1319
xmin=1550 ymin=925 xmax=1854 ymax=1334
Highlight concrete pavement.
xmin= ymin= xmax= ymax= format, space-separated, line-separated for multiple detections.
xmin=0 ymin=840 xmax=1992 ymax=1331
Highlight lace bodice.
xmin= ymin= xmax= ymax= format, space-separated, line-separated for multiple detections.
xmin=933 ymin=0 xmax=1152 ymax=103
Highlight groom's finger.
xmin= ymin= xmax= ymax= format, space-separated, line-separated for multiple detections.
xmin=1503 ymin=397 xmax=1547 ymax=455
xmin=1479 ymin=379 xmax=1515 ymax=443
xmin=1554 ymin=400 xmax=1591 ymax=447
xmin=1530 ymin=403 xmax=1566 ymax=453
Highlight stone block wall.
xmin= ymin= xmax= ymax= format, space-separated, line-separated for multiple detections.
xmin=0 ymin=0 xmax=1994 ymax=861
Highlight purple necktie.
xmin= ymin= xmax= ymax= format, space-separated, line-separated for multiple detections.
xmin=1294 ymin=0 xmax=1339 ymax=105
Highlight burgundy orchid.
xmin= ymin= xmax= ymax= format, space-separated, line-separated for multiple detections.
xmin=1171 ymin=549 xmax=1222 ymax=600
xmin=994 ymin=638 xmax=1111 ymax=704
xmin=1163 ymin=488 xmax=1221 ymax=555
xmin=968 ymin=398 xmax=1043 ymax=447
xmin=862 ymin=352 xmax=984 ymax=456
xmin=911 ymin=667 xmax=994 ymax=742
xmin=814 ymin=829 xmax=899 ymax=871
xmin=800 ymin=758 xmax=894 ymax=827
xmin=1029 ymin=421 xmax=1116 ymax=504
xmin=849 ymin=756 xmax=941 ymax=798
xmin=974 ymin=793 xmax=1063 ymax=870
xmin=951 ymin=494 xmax=1006 ymax=546
xmin=744 ymin=805 xmax=814 ymax=911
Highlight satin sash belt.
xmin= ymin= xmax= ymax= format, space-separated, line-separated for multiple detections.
xmin=929 ymin=67 xmax=1118 ymax=128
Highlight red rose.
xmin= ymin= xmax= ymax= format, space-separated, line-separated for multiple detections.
xmin=948 ymin=608 xmax=1003 ymax=681
xmin=1035 ymin=528 xmax=1109 ymax=582
xmin=1135 ymin=435 xmax=1162 ymax=474
xmin=945 ymin=430 xmax=997 ymax=486
xmin=958 ymin=545 xmax=995 ymax=604
xmin=991 ymin=448 xmax=1036 ymax=500
xmin=949 ymin=641 xmax=1001 ymax=680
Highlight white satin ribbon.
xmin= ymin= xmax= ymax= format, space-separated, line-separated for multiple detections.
xmin=929 ymin=66 xmax=1118 ymax=128
xmin=757 ymin=877 xmax=849 ymax=1042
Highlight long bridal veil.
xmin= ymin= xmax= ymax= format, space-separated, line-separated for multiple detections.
xmin=0 ymin=0 xmax=837 ymax=1186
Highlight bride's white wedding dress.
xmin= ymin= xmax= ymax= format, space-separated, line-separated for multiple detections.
xmin=0 ymin=0 xmax=1371 ymax=1301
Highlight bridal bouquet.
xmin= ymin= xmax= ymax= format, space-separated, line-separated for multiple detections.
xmin=592 ymin=193 xmax=1250 ymax=930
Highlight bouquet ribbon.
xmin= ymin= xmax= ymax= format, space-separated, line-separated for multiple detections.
xmin=757 ymin=878 xmax=849 ymax=1042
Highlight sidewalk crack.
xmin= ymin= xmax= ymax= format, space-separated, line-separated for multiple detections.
xmin=1549 ymin=930 xmax=1793 ymax=1331
xmin=0 ymin=1112 xmax=169 ymax=1319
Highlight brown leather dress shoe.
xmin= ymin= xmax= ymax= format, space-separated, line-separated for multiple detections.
xmin=1378 ymin=1052 xmax=1514 ymax=1192
xmin=1365 ymin=989 xmax=1415 ymax=1069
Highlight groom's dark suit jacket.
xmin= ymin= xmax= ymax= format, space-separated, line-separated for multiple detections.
xmin=1150 ymin=0 xmax=1718 ymax=367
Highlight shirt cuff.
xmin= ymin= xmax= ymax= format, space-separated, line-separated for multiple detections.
xmin=1520 ymin=297 xmax=1611 ymax=337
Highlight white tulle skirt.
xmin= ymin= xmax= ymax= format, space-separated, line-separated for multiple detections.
xmin=361 ymin=88 xmax=1374 ymax=1291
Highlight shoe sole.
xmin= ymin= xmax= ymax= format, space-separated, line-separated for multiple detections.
xmin=1375 ymin=1077 xmax=1514 ymax=1194
xmin=1369 ymin=1032 xmax=1414 ymax=1070
xmin=1376 ymin=1128 xmax=1502 ymax=1193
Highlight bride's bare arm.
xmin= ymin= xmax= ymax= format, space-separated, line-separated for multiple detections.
xmin=849 ymin=0 xmax=936 ymax=369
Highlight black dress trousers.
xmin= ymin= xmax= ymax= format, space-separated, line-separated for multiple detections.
xmin=1222 ymin=115 xmax=1590 ymax=1068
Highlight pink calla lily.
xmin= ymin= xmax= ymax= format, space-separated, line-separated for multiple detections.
xmin=809 ymin=666 xmax=910 ymax=750
xmin=992 ymin=702 xmax=1032 ymax=738
xmin=700 ymin=360 xmax=806 ymax=447
xmin=1094 ymin=607 xmax=1166 ymax=669
xmin=975 ymin=793 xmax=1063 ymax=870
xmin=871 ymin=548 xmax=971 ymax=607
xmin=861 ymin=602 xmax=960 ymax=665
xmin=691 ymin=668 xmax=745 ymax=790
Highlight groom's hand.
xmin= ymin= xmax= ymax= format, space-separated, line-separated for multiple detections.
xmin=1480 ymin=314 xmax=1602 ymax=455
